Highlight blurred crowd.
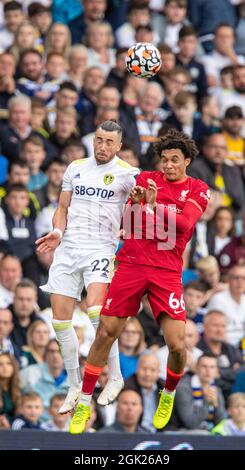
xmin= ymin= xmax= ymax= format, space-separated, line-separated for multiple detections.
xmin=0 ymin=0 xmax=245 ymax=436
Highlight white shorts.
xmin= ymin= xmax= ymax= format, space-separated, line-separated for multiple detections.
xmin=40 ymin=243 xmax=115 ymax=301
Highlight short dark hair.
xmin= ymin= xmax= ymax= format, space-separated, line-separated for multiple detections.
xmin=4 ymin=1 xmax=22 ymax=13
xmin=45 ymin=157 xmax=66 ymax=171
xmin=135 ymin=24 xmax=153 ymax=34
xmin=16 ymin=278 xmax=37 ymax=293
xmin=184 ymin=280 xmax=207 ymax=293
xmin=215 ymin=23 xmax=234 ymax=35
xmin=128 ymin=3 xmax=149 ymax=15
xmin=59 ymin=81 xmax=78 ymax=94
xmin=165 ymin=0 xmax=187 ymax=7
xmin=21 ymin=134 xmax=45 ymax=151
xmin=8 ymin=159 xmax=29 ymax=174
xmin=157 ymin=43 xmax=173 ymax=55
xmin=20 ymin=48 xmax=42 ymax=64
xmin=224 ymin=105 xmax=243 ymax=119
xmin=197 ymin=353 xmax=218 ymax=365
xmin=116 ymin=47 xmax=128 ymax=58
xmin=28 ymin=2 xmax=50 ymax=16
xmin=97 ymin=120 xmax=122 ymax=136
xmin=6 ymin=183 xmax=28 ymax=196
xmin=179 ymin=25 xmax=197 ymax=40
xmin=154 ymin=129 xmax=199 ymax=161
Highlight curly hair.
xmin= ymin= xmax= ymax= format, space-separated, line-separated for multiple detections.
xmin=154 ymin=128 xmax=199 ymax=162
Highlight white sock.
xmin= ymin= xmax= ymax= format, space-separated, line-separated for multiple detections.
xmin=79 ymin=392 xmax=92 ymax=406
xmin=87 ymin=305 xmax=123 ymax=381
xmin=52 ymin=319 xmax=81 ymax=388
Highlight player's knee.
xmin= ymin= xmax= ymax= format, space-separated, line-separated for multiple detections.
xmin=96 ymin=322 xmax=116 ymax=345
xmin=167 ymin=340 xmax=186 ymax=358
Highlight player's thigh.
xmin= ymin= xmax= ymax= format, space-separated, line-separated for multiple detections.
xmin=101 ymin=262 xmax=147 ymax=317
xmin=46 ymin=244 xmax=84 ymax=301
xmin=83 ymin=253 xmax=114 ymax=306
xmin=51 ymin=293 xmax=76 ymax=320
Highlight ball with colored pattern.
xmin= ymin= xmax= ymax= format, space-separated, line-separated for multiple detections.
xmin=125 ymin=43 xmax=162 ymax=78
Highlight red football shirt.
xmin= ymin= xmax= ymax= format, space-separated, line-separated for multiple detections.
xmin=117 ymin=171 xmax=210 ymax=273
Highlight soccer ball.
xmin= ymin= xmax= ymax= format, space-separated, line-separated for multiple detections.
xmin=125 ymin=43 xmax=162 ymax=78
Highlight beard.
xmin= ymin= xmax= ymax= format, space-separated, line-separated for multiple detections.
xmin=235 ymin=85 xmax=245 ymax=94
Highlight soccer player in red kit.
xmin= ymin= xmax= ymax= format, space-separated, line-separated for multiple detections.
xmin=70 ymin=129 xmax=210 ymax=434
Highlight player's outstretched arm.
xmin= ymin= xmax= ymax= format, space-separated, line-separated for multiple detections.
xmin=35 ymin=191 xmax=72 ymax=253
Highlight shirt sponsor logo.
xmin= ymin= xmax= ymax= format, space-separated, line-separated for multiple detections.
xmin=74 ymin=186 xmax=114 ymax=199
xmin=179 ymin=190 xmax=189 ymax=202
xmin=200 ymin=189 xmax=211 ymax=201
xmin=104 ymin=174 xmax=115 ymax=185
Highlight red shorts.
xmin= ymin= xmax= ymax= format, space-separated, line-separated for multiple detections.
xmin=101 ymin=262 xmax=186 ymax=322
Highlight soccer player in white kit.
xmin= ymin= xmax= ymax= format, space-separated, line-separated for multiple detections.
xmin=36 ymin=121 xmax=139 ymax=414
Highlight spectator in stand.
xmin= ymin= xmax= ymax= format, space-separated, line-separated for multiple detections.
xmin=176 ymin=25 xmax=208 ymax=101
xmin=0 ymin=52 xmax=16 ymax=111
xmin=160 ymin=66 xmax=192 ymax=112
xmin=27 ymin=3 xmax=52 ymax=41
xmin=9 ymin=279 xmax=39 ymax=349
xmin=199 ymin=96 xmax=221 ymax=133
xmin=45 ymin=23 xmax=71 ymax=57
xmin=217 ymin=65 xmax=245 ymax=117
xmin=78 ymin=66 xmax=105 ymax=117
xmin=118 ymin=318 xmax=146 ymax=380
xmin=45 ymin=52 xmax=67 ymax=83
xmin=210 ymin=206 xmax=235 ymax=257
xmin=218 ymin=211 xmax=245 ymax=275
xmin=124 ymin=352 xmax=163 ymax=433
xmin=137 ymin=295 xmax=164 ymax=349
xmin=49 ymin=107 xmax=79 ymax=154
xmin=85 ymin=21 xmax=116 ymax=77
xmin=135 ymin=23 xmax=155 ymax=46
xmin=222 ymin=106 xmax=245 ymax=167
xmin=20 ymin=339 xmax=69 ymax=421
xmin=34 ymin=247 xmax=53 ymax=311
xmin=154 ymin=43 xmax=176 ymax=87
xmin=232 ymin=370 xmax=245 ymax=394
xmin=68 ymin=0 xmax=107 ymax=45
xmin=212 ymin=393 xmax=245 ymax=436
xmin=159 ymin=0 xmax=188 ymax=52
xmin=0 ymin=185 xmax=37 ymax=271
xmin=196 ymin=256 xmax=228 ymax=304
xmin=80 ymin=84 xmax=120 ymax=136
xmin=66 ymin=45 xmax=88 ymax=90
xmin=46 ymin=81 xmax=79 ymax=130
xmin=51 ymin=0 xmax=82 ymax=26
xmin=183 ymin=281 xmax=207 ymax=334
xmin=208 ymin=265 xmax=245 ymax=348
xmin=198 ymin=310 xmax=243 ymax=401
xmin=200 ymin=24 xmax=245 ymax=88
xmin=0 ymin=308 xmax=20 ymax=360
xmin=106 ymin=47 xmax=128 ymax=93
xmin=117 ymin=142 xmax=140 ymax=168
xmin=16 ymin=49 xmax=46 ymax=98
xmin=20 ymin=135 xmax=48 ymax=191
xmin=166 ymin=91 xmax=209 ymax=142
xmin=157 ymin=319 xmax=202 ymax=380
xmin=98 ymin=389 xmax=145 ymax=433
xmin=61 ymin=139 xmax=87 ymax=165
xmin=115 ymin=3 xmax=158 ymax=49
xmin=34 ymin=158 xmax=66 ymax=210
xmin=42 ymin=393 xmax=70 ymax=431
xmin=0 ymin=94 xmax=32 ymax=161
xmin=235 ymin=2 xmax=245 ymax=56
xmin=0 ymin=352 xmax=21 ymax=428
xmin=11 ymin=391 xmax=44 ymax=430
xmin=9 ymin=21 xmax=42 ymax=63
xmin=30 ymin=97 xmax=48 ymax=138
xmin=0 ymin=255 xmax=22 ymax=309
xmin=0 ymin=160 xmax=40 ymax=220
xmin=20 ymin=319 xmax=50 ymax=369
xmin=187 ymin=133 xmax=245 ymax=215
xmin=187 ymin=0 xmax=237 ymax=53
xmin=167 ymin=353 xmax=226 ymax=431
xmin=0 ymin=1 xmax=24 ymax=53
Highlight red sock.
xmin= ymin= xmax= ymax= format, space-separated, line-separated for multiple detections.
xmin=82 ymin=362 xmax=103 ymax=395
xmin=165 ymin=367 xmax=184 ymax=392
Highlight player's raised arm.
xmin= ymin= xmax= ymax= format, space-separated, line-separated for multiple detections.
xmin=35 ymin=190 xmax=72 ymax=253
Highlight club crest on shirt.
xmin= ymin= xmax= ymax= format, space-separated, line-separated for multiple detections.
xmin=104 ymin=174 xmax=115 ymax=185
xmin=105 ymin=298 xmax=112 ymax=310
xmin=179 ymin=190 xmax=189 ymax=202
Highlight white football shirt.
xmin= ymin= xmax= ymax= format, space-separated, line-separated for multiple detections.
xmin=61 ymin=155 xmax=139 ymax=250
